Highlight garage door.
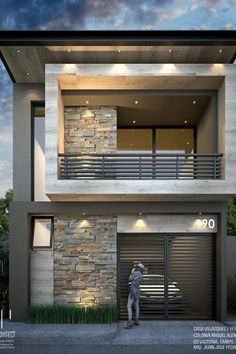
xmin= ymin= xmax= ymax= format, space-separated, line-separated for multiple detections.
xmin=118 ymin=233 xmax=215 ymax=320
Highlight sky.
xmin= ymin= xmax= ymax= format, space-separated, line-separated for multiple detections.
xmin=0 ymin=0 xmax=236 ymax=197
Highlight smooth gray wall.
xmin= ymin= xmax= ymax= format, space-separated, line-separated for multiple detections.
xmin=227 ymin=236 xmax=236 ymax=277
xmin=13 ymin=84 xmax=44 ymax=202
xmin=197 ymin=96 xmax=217 ymax=153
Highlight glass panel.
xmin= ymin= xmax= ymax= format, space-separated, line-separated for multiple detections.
xmin=156 ymin=129 xmax=194 ymax=154
xmin=117 ymin=129 xmax=152 ymax=152
xmin=33 ymin=218 xmax=52 ymax=248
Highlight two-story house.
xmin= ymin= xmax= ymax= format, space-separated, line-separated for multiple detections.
xmin=1 ymin=30 xmax=236 ymax=321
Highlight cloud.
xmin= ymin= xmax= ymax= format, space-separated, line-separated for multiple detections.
xmin=221 ymin=23 xmax=234 ymax=30
xmin=0 ymin=0 xmax=234 ymax=30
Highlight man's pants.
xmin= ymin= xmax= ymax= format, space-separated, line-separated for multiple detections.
xmin=127 ymin=293 xmax=139 ymax=321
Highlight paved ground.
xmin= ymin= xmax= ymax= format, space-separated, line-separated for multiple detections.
xmin=0 ymin=320 xmax=236 ymax=354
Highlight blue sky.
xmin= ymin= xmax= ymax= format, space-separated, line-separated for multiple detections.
xmin=0 ymin=0 xmax=236 ymax=196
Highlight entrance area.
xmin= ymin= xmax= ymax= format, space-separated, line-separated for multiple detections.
xmin=118 ymin=233 xmax=215 ymax=320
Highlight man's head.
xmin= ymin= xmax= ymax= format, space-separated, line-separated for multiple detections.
xmin=136 ymin=262 xmax=145 ymax=272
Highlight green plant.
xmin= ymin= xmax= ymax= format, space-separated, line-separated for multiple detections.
xmin=227 ymin=198 xmax=236 ymax=236
xmin=227 ymin=275 xmax=236 ymax=312
xmin=28 ymin=304 xmax=118 ymax=324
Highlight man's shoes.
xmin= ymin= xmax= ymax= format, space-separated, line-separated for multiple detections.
xmin=124 ymin=320 xmax=134 ymax=329
xmin=134 ymin=319 xmax=139 ymax=326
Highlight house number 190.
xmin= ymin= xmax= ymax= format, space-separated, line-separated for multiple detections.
xmin=202 ymin=219 xmax=215 ymax=229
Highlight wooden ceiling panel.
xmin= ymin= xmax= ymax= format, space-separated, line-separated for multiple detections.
xmin=0 ymin=45 xmax=235 ymax=83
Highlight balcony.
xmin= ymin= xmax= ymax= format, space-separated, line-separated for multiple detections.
xmin=59 ymin=153 xmax=223 ymax=180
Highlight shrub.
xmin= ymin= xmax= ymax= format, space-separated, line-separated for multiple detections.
xmin=28 ymin=304 xmax=118 ymax=324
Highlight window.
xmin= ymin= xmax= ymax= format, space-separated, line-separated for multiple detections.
xmin=32 ymin=217 xmax=53 ymax=249
xmin=156 ymin=129 xmax=194 ymax=154
xmin=117 ymin=129 xmax=152 ymax=152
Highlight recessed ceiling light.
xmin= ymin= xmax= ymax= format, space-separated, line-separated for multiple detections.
xmin=118 ymin=49 xmax=121 ymax=53
xmin=26 ymin=72 xmax=30 ymax=76
xmin=17 ymin=49 xmax=21 ymax=54
xmin=198 ymin=212 xmax=202 ymax=215
xmin=184 ymin=120 xmax=188 ymax=124
xmin=132 ymin=120 xmax=136 ymax=124
xmin=85 ymin=100 xmax=89 ymax=105
xmin=67 ymin=49 xmax=71 ymax=53
xmin=168 ymin=49 xmax=172 ymax=53
xmin=139 ymin=212 xmax=143 ymax=216
xmin=82 ymin=212 xmax=86 ymax=216
xmin=193 ymin=100 xmax=196 ymax=104
xmin=134 ymin=100 xmax=139 ymax=105
xmin=186 ymin=142 xmax=190 ymax=145
xmin=219 ymin=49 xmax=222 ymax=54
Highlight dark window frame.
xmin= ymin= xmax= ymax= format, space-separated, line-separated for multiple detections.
xmin=31 ymin=215 xmax=54 ymax=250
xmin=117 ymin=126 xmax=196 ymax=153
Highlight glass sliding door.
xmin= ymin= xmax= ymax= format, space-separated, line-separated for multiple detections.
xmin=155 ymin=129 xmax=194 ymax=154
xmin=117 ymin=129 xmax=152 ymax=153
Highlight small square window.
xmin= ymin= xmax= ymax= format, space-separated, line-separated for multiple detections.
xmin=32 ymin=217 xmax=53 ymax=249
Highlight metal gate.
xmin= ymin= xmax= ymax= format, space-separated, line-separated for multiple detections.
xmin=118 ymin=233 xmax=215 ymax=320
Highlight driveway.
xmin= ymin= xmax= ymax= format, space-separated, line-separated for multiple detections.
xmin=0 ymin=320 xmax=236 ymax=354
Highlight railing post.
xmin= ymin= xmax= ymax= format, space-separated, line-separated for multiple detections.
xmin=64 ymin=157 xmax=68 ymax=179
xmin=102 ymin=156 xmax=105 ymax=179
xmin=176 ymin=156 xmax=179 ymax=179
xmin=213 ymin=156 xmax=217 ymax=179
xmin=139 ymin=156 xmax=142 ymax=179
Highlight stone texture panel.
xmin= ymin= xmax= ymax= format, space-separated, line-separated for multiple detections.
xmin=64 ymin=106 xmax=117 ymax=153
xmin=53 ymin=215 xmax=117 ymax=305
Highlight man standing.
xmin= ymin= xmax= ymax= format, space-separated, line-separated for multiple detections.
xmin=124 ymin=262 xmax=145 ymax=329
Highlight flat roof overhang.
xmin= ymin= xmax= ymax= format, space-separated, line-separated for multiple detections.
xmin=0 ymin=30 xmax=236 ymax=83
xmin=1 ymin=30 xmax=236 ymax=46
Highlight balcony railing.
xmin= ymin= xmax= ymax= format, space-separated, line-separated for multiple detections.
xmin=58 ymin=153 xmax=223 ymax=180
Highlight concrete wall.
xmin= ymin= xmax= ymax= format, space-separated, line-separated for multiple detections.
xmin=31 ymin=250 xmax=53 ymax=304
xmin=45 ymin=64 xmax=236 ymax=201
xmin=53 ymin=215 xmax=117 ymax=306
xmin=227 ymin=236 xmax=236 ymax=277
xmin=13 ymin=83 xmax=44 ymax=201
xmin=197 ymin=96 xmax=217 ymax=154
xmin=64 ymin=106 xmax=117 ymax=153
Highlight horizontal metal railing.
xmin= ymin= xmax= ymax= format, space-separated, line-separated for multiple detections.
xmin=58 ymin=153 xmax=223 ymax=180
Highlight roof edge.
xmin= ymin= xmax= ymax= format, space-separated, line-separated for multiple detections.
xmin=0 ymin=30 xmax=236 ymax=46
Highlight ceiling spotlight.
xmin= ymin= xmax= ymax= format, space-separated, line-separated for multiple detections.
xmin=82 ymin=212 xmax=86 ymax=216
xmin=186 ymin=142 xmax=190 ymax=145
xmin=184 ymin=120 xmax=188 ymax=124
xmin=17 ymin=49 xmax=21 ymax=54
xmin=198 ymin=212 xmax=202 ymax=215
xmin=26 ymin=72 xmax=30 ymax=76
xmin=219 ymin=49 xmax=222 ymax=54
xmin=138 ymin=212 xmax=143 ymax=216
xmin=132 ymin=120 xmax=136 ymax=124
xmin=168 ymin=49 xmax=172 ymax=53
xmin=118 ymin=49 xmax=121 ymax=53
xmin=67 ymin=49 xmax=71 ymax=53
xmin=193 ymin=100 xmax=196 ymax=104
xmin=134 ymin=100 xmax=139 ymax=105
xmin=85 ymin=100 xmax=89 ymax=105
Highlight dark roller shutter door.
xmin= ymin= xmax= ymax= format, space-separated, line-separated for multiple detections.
xmin=118 ymin=234 xmax=165 ymax=320
xmin=118 ymin=233 xmax=215 ymax=320
xmin=168 ymin=235 xmax=215 ymax=319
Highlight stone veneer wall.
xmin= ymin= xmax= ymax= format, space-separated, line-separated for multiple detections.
xmin=53 ymin=215 xmax=117 ymax=305
xmin=64 ymin=106 xmax=117 ymax=153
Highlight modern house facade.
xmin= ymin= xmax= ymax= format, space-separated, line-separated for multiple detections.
xmin=1 ymin=30 xmax=236 ymax=321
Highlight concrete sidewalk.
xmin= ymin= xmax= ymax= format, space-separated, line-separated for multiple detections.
xmin=1 ymin=320 xmax=236 ymax=354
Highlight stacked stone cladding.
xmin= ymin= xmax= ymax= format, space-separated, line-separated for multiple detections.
xmin=53 ymin=215 xmax=117 ymax=305
xmin=64 ymin=106 xmax=117 ymax=153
